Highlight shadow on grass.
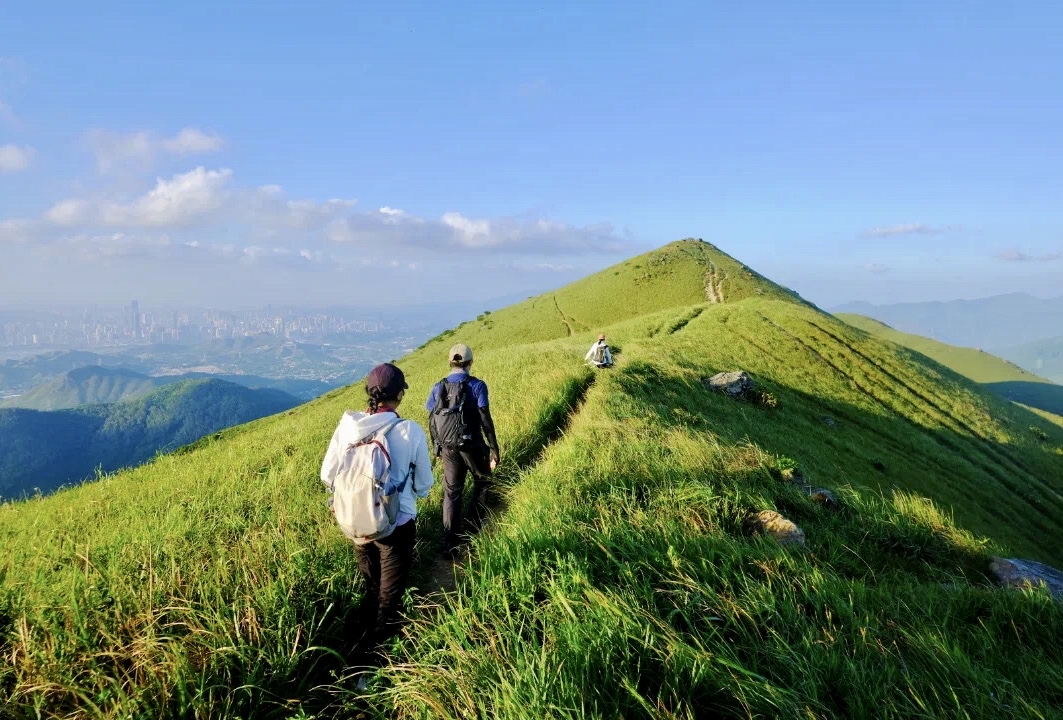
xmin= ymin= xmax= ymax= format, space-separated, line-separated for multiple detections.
xmin=611 ymin=360 xmax=1063 ymax=567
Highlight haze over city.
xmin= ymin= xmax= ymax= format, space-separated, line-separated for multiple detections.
xmin=2 ymin=2 xmax=1061 ymax=309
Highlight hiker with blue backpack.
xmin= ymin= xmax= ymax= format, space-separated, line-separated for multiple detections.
xmin=426 ymin=343 xmax=500 ymax=558
xmin=319 ymin=362 xmax=435 ymax=659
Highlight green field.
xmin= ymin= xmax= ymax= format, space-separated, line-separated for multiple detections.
xmin=2 ymin=239 xmax=1063 ymax=718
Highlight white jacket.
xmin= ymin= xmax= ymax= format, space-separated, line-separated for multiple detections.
xmin=320 ymin=410 xmax=435 ymax=519
xmin=585 ymin=341 xmax=613 ymax=365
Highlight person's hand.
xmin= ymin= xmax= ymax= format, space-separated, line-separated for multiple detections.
xmin=489 ymin=451 xmax=500 ymax=471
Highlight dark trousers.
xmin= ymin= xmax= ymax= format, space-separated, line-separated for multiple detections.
xmin=441 ymin=445 xmax=493 ymax=547
xmin=354 ymin=518 xmax=416 ymax=654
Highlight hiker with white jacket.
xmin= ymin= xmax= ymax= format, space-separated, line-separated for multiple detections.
xmin=585 ymin=333 xmax=613 ymax=368
xmin=320 ymin=362 xmax=435 ymax=658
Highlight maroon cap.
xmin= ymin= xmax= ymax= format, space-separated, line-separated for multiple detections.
xmin=365 ymin=362 xmax=408 ymax=398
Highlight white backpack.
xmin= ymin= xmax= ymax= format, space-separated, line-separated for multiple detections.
xmin=330 ymin=419 xmax=413 ymax=545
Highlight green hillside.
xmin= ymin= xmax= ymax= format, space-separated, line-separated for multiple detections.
xmin=0 ymin=379 xmax=299 ymax=500
xmin=2 ymin=239 xmax=1063 ymax=718
xmin=0 ymin=350 xmax=112 ymax=393
xmin=1 ymin=365 xmax=163 ymax=410
xmin=837 ymin=313 xmax=1063 ymax=418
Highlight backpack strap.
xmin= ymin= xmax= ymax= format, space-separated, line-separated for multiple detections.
xmin=438 ymin=377 xmax=469 ymax=408
xmin=376 ymin=418 xmax=419 ymax=494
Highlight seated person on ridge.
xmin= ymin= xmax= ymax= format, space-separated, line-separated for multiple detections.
xmin=585 ymin=334 xmax=613 ymax=368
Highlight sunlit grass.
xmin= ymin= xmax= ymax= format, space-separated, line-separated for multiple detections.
xmin=2 ymin=239 xmax=1063 ymax=717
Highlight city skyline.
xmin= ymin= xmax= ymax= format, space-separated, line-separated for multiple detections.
xmin=1 ymin=300 xmax=394 ymax=349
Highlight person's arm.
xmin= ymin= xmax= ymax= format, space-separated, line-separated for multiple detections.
xmin=319 ymin=422 xmax=343 ymax=490
xmin=474 ymin=380 xmax=500 ymax=466
xmin=425 ymin=383 xmax=440 ymax=453
xmin=411 ymin=425 xmax=436 ymax=498
xmin=479 ymin=406 xmax=500 ymax=465
xmin=604 ymin=347 xmax=613 ymax=364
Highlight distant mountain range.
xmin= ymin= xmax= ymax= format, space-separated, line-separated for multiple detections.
xmin=0 ymin=378 xmax=299 ymax=500
xmin=0 ymin=336 xmax=378 ymax=396
xmin=1 ymin=365 xmax=335 ymax=410
xmin=831 ymin=293 xmax=1063 ymax=350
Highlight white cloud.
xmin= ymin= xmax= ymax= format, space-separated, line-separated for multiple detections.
xmin=0 ymin=218 xmax=37 ymax=243
xmin=44 ymin=167 xmax=357 ymax=236
xmin=46 ymin=199 xmax=93 ymax=226
xmin=102 ymin=167 xmax=232 ymax=226
xmin=0 ymin=144 xmax=34 ymax=173
xmin=84 ymin=127 xmax=225 ymax=174
xmin=861 ymin=223 xmax=947 ymax=238
xmin=996 ymin=249 xmax=1061 ymax=263
xmin=17 ymin=163 xmax=625 ymax=289
xmin=243 ymin=188 xmax=357 ymax=234
xmin=161 ymin=128 xmax=225 ymax=155
xmin=46 ymin=167 xmax=233 ymax=228
xmin=327 ymin=207 xmax=625 ymax=254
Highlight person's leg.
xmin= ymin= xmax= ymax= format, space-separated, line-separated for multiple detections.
xmin=353 ymin=542 xmax=381 ymax=663
xmin=461 ymin=446 xmax=494 ymax=535
xmin=441 ymin=447 xmax=469 ymax=551
xmin=374 ymin=519 xmax=417 ymax=642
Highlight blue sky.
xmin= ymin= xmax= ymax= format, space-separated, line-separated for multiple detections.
xmin=1 ymin=1 xmax=1060 ymax=310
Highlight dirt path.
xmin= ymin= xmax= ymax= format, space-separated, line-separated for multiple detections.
xmin=705 ymin=262 xmax=726 ymax=304
xmin=553 ymin=295 xmax=575 ymax=336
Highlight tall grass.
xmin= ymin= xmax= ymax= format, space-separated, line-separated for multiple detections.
xmin=377 ymin=325 xmax=1063 ymax=719
xmin=2 ymin=239 xmax=1063 ymax=717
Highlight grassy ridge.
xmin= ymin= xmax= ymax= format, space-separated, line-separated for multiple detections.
xmin=416 ymin=239 xmax=799 ymax=350
xmin=380 ymin=294 xmax=1063 ymax=717
xmin=379 ymin=343 xmax=1063 ymax=717
xmin=2 ymin=239 xmax=1063 ymax=717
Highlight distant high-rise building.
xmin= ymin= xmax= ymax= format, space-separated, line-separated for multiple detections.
xmin=131 ymin=300 xmax=141 ymax=338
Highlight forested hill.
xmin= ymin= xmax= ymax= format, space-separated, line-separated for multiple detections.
xmin=2 ymin=239 xmax=1063 ymax=718
xmin=0 ymin=378 xmax=299 ymax=499
xmin=1 ymin=365 xmax=335 ymax=410
xmin=1 ymin=365 xmax=161 ymax=410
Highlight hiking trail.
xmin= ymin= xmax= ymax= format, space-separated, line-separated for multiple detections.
xmin=552 ymin=295 xmax=575 ymax=336
xmin=705 ymin=261 xmax=726 ymax=304
xmin=421 ymin=368 xmax=600 ymax=594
